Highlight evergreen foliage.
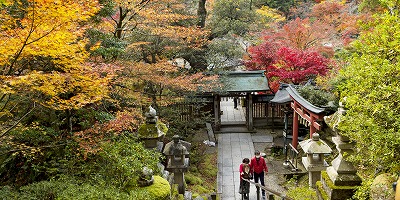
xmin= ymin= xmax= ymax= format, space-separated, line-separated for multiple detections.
xmin=297 ymin=85 xmax=337 ymax=108
xmin=208 ymin=0 xmax=259 ymax=38
xmin=335 ymin=11 xmax=400 ymax=197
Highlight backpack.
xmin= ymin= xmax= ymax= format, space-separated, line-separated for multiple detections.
xmin=242 ymin=163 xmax=251 ymax=179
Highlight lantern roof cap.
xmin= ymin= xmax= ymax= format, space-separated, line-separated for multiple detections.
xmin=299 ymin=133 xmax=332 ymax=154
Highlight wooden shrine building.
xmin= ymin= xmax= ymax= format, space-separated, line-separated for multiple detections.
xmin=212 ymin=70 xmax=270 ymax=131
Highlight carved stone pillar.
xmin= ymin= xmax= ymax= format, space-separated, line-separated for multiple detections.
xmin=322 ymin=105 xmax=361 ymax=200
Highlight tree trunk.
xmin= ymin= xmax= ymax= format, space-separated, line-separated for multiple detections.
xmin=115 ymin=7 xmax=126 ymax=39
xmin=67 ymin=109 xmax=73 ymax=133
xmin=197 ymin=0 xmax=207 ymax=28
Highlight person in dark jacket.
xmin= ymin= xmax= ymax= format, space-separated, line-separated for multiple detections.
xmin=233 ymin=96 xmax=238 ymax=109
xmin=250 ymin=150 xmax=268 ymax=199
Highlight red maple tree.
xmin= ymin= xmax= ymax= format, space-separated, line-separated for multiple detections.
xmin=246 ymin=36 xmax=281 ymax=70
xmin=246 ymin=42 xmax=330 ymax=92
xmin=245 ymin=16 xmax=334 ymax=92
xmin=267 ymin=47 xmax=329 ymax=84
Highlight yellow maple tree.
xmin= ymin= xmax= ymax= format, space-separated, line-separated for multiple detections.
xmin=0 ymin=0 xmax=110 ymax=111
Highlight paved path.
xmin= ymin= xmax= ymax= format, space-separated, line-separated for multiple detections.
xmin=217 ymin=133 xmax=257 ymax=200
xmin=220 ymin=97 xmax=246 ymax=123
xmin=217 ymin=99 xmax=273 ymax=200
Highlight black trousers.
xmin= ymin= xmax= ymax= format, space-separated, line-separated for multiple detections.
xmin=234 ymin=98 xmax=238 ymax=108
xmin=239 ymin=179 xmax=250 ymax=194
xmin=253 ymin=171 xmax=265 ymax=196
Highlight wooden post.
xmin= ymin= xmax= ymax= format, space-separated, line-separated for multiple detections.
xmin=214 ymin=95 xmax=221 ymax=131
xmin=309 ymin=115 xmax=316 ymax=138
xmin=248 ymin=93 xmax=253 ymax=131
xmin=245 ymin=93 xmax=249 ymax=127
xmin=271 ymin=103 xmax=275 ymax=133
xmin=292 ymin=110 xmax=299 ymax=149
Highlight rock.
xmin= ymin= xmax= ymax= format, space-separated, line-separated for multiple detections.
xmin=370 ymin=173 xmax=396 ymax=200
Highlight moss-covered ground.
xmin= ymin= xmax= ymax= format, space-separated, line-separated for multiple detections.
xmin=185 ymin=128 xmax=218 ymax=199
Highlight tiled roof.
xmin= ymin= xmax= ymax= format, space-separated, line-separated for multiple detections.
xmin=221 ymin=70 xmax=269 ymax=93
xmin=286 ymin=84 xmax=325 ymax=114
xmin=270 ymin=83 xmax=292 ymax=104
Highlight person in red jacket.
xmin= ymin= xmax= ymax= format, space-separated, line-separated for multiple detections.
xmin=250 ymin=150 xmax=268 ymax=199
xmin=239 ymin=158 xmax=252 ymax=199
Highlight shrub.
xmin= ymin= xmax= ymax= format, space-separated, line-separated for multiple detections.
xmin=58 ymin=182 xmax=130 ymax=200
xmin=21 ymin=179 xmax=131 ymax=200
xmin=297 ymin=85 xmax=337 ymax=108
xmin=0 ymin=186 xmax=20 ymax=199
xmin=84 ymin=135 xmax=162 ymax=190
xmin=0 ymin=126 xmax=80 ymax=187
xmin=17 ymin=179 xmax=72 ymax=200
xmin=0 ymin=176 xmax=171 ymax=200
xmin=132 ymin=176 xmax=171 ymax=200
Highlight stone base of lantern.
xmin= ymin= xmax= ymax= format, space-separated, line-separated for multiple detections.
xmin=174 ymin=172 xmax=185 ymax=194
xmin=302 ymin=157 xmax=329 ymax=188
xmin=317 ymin=171 xmax=358 ymax=200
xmin=309 ymin=171 xmax=321 ymax=188
xmin=326 ymin=166 xmax=362 ymax=186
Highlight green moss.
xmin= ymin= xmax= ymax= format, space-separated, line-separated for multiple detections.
xmin=321 ymin=171 xmax=357 ymax=190
xmin=202 ymin=154 xmax=218 ymax=178
xmin=171 ymin=184 xmax=184 ymax=200
xmin=192 ymin=193 xmax=200 ymax=198
xmin=316 ymin=181 xmax=329 ymax=200
xmin=185 ymin=173 xmax=204 ymax=185
xmin=192 ymin=193 xmax=208 ymax=200
xmin=137 ymin=121 xmax=168 ymax=138
xmin=134 ymin=176 xmax=170 ymax=200
xmin=186 ymin=149 xmax=217 ymax=196
xmin=192 ymin=185 xmax=209 ymax=195
xmin=286 ymin=186 xmax=317 ymax=200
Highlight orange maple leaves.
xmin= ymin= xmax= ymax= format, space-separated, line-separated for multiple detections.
xmin=0 ymin=0 xmax=111 ymax=110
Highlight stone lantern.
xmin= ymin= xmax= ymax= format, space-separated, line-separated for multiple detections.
xmin=300 ymin=133 xmax=332 ymax=188
xmin=163 ymin=135 xmax=191 ymax=194
xmin=137 ymin=106 xmax=167 ymax=151
xmin=322 ymin=103 xmax=362 ymax=200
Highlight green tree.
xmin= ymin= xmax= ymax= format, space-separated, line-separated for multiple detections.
xmin=359 ymin=0 xmax=400 ymax=13
xmin=208 ymin=0 xmax=259 ymax=38
xmin=336 ymin=11 xmax=400 ymax=197
xmin=263 ymin=0 xmax=296 ymax=19
xmin=206 ymin=36 xmax=246 ymax=71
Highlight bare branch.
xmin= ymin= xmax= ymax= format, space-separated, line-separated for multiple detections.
xmin=0 ymin=102 xmax=36 ymax=138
